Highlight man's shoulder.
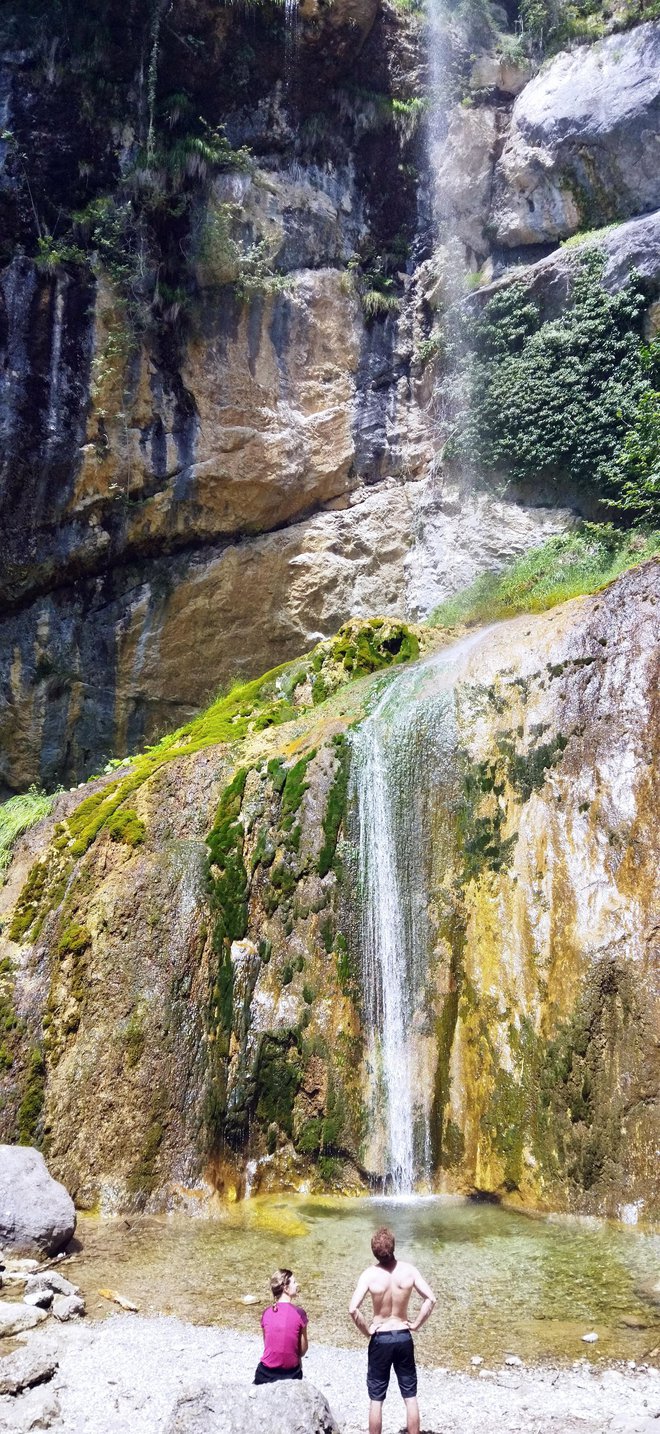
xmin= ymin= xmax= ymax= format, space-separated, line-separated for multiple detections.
xmin=395 ymin=1259 xmax=418 ymax=1277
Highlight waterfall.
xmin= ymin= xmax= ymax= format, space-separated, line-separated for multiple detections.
xmin=350 ymin=630 xmax=490 ymax=1195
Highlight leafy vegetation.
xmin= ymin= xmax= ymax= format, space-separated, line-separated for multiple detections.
xmin=430 ymin=524 xmax=660 ymax=629
xmin=0 ymin=788 xmax=57 ymax=875
xmin=446 ymin=251 xmax=660 ymax=521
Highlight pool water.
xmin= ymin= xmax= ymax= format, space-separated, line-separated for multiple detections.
xmin=67 ymin=1196 xmax=660 ymax=1368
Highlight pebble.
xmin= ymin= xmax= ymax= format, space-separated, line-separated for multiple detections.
xmin=582 ymin=1332 xmax=599 ymax=1343
xmin=240 ymin=1295 xmax=260 ymax=1305
xmin=505 ymin=1355 xmax=524 ymax=1367
xmin=470 ymin=1355 xmax=483 ymax=1367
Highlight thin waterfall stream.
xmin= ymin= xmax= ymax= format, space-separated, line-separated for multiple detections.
xmin=349 ymin=629 xmax=491 ymax=1195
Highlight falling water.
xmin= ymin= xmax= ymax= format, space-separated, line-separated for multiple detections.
xmin=350 ymin=630 xmax=491 ymax=1195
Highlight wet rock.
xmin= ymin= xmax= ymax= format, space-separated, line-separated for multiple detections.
xmin=0 ymin=1349 xmax=57 ymax=1396
xmin=491 ymin=22 xmax=660 ymax=246
xmin=0 ymin=1302 xmax=47 ymax=1337
xmin=163 ymin=1380 xmax=339 ymax=1434
xmin=51 ymin=1293 xmax=85 ymax=1321
xmin=0 ymin=1147 xmax=76 ymax=1257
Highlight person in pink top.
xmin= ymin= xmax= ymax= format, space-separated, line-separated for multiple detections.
xmin=253 ymin=1268 xmax=309 ymax=1384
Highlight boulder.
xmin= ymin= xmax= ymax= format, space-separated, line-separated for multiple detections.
xmin=491 ymin=22 xmax=660 ymax=246
xmin=0 ymin=1349 xmax=57 ymax=1396
xmin=163 ymin=1380 xmax=339 ymax=1434
xmin=0 ymin=1302 xmax=47 ymax=1338
xmin=0 ymin=1146 xmax=76 ymax=1257
xmin=471 ymin=208 xmax=660 ymax=322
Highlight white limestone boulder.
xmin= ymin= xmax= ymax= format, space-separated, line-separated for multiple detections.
xmin=0 ymin=1145 xmax=76 ymax=1256
xmin=163 ymin=1380 xmax=339 ymax=1434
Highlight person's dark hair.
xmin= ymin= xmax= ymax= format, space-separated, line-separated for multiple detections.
xmin=371 ymin=1227 xmax=395 ymax=1264
xmin=270 ymin=1268 xmax=293 ymax=1299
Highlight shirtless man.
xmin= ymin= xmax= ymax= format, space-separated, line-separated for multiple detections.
xmin=348 ymin=1227 xmax=436 ymax=1434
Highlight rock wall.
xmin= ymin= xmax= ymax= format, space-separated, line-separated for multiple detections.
xmin=0 ymin=569 xmax=657 ymax=1218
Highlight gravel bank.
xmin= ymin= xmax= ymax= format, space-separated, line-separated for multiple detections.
xmin=1 ymin=1317 xmax=659 ymax=1433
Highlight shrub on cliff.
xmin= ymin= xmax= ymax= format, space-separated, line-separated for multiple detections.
xmin=446 ymin=250 xmax=660 ymax=522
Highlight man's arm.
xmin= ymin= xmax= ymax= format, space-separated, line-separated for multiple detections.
xmin=408 ymin=1268 xmax=436 ymax=1333
xmin=348 ymin=1270 xmax=372 ymax=1339
xmin=299 ymin=1322 xmax=309 ymax=1357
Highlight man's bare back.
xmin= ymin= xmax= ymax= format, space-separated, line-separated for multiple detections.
xmin=354 ymin=1259 xmax=428 ymax=1333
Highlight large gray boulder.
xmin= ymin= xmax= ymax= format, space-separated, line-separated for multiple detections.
xmin=491 ymin=22 xmax=660 ymax=246
xmin=164 ymin=1381 xmax=339 ymax=1434
xmin=0 ymin=1145 xmax=76 ymax=1256
xmin=472 ymin=207 xmax=660 ymax=320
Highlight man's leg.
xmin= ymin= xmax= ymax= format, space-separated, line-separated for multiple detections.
xmin=403 ymin=1395 xmax=420 ymax=1434
xmin=369 ymin=1399 xmax=384 ymax=1434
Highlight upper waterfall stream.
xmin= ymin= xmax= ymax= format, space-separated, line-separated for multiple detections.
xmin=349 ymin=630 xmax=491 ymax=1194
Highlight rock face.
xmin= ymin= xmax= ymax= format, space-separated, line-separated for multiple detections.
xmin=0 ymin=1145 xmax=76 ymax=1255
xmin=164 ymin=1381 xmax=339 ymax=1434
xmin=492 ymin=23 xmax=660 ymax=246
xmin=0 ymin=571 xmax=658 ymax=1218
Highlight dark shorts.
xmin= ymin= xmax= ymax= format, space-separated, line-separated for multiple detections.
xmin=253 ymin=1360 xmax=303 ymax=1385
xmin=367 ymin=1330 xmax=417 ymax=1402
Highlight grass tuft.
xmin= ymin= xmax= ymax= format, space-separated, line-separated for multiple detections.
xmin=429 ymin=525 xmax=660 ymax=630
xmin=0 ymin=788 xmax=58 ymax=874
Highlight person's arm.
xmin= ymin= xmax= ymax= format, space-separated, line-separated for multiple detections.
xmin=299 ymin=1319 xmax=309 ymax=1358
xmin=348 ymin=1271 xmax=372 ymax=1339
xmin=407 ymin=1269 xmax=436 ymax=1333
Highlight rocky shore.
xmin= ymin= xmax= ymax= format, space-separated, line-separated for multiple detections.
xmin=1 ymin=1316 xmax=659 ymax=1434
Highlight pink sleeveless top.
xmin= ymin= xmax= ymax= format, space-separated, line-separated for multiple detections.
xmin=261 ymin=1301 xmax=308 ymax=1368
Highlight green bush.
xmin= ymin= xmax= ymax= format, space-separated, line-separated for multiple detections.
xmin=446 ymin=251 xmax=660 ymax=520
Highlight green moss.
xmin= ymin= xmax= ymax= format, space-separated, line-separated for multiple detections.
xmin=57 ymin=922 xmax=91 ymax=957
xmin=501 ymin=733 xmax=568 ymax=802
xmin=318 ymin=735 xmax=350 ymax=879
xmin=207 ymin=767 xmax=249 ymax=952
xmin=122 ymin=1008 xmax=146 ymax=1069
xmin=8 ymin=859 xmax=50 ymax=940
xmin=281 ymin=751 xmax=316 ymax=816
xmin=107 ymin=807 xmax=146 ymax=847
xmin=335 ymin=934 xmax=356 ymax=998
xmin=126 ymin=1100 xmax=166 ymax=1199
xmin=17 ymin=1047 xmax=46 ymax=1146
xmin=254 ymin=1034 xmax=301 ymax=1138
xmin=457 ymin=760 xmax=518 ymax=882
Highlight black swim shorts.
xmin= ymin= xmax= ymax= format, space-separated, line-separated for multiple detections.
xmin=367 ymin=1330 xmax=417 ymax=1402
xmin=253 ymin=1361 xmax=303 ymax=1384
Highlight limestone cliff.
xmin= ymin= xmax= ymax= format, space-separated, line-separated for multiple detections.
xmin=0 ymin=565 xmax=657 ymax=1219
xmin=5 ymin=2 xmax=660 ymax=791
